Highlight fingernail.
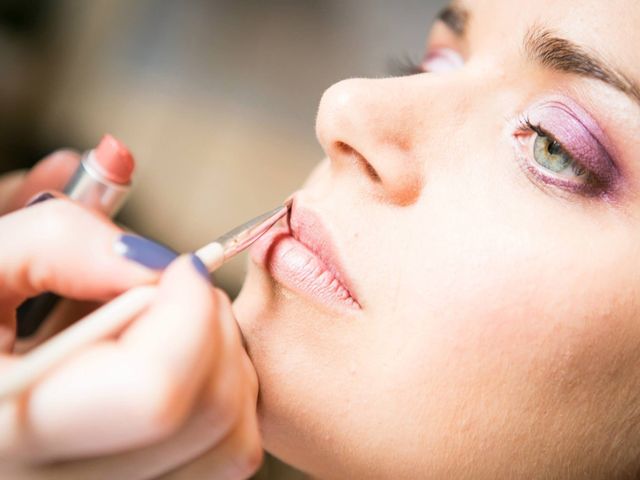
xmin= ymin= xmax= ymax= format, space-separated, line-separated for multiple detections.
xmin=190 ymin=254 xmax=211 ymax=283
xmin=114 ymin=234 xmax=178 ymax=270
xmin=26 ymin=192 xmax=55 ymax=206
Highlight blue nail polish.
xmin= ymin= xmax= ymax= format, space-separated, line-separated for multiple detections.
xmin=114 ymin=234 xmax=178 ymax=270
xmin=27 ymin=192 xmax=55 ymax=206
xmin=190 ymin=254 xmax=211 ymax=282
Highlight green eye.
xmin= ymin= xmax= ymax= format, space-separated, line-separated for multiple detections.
xmin=533 ymin=134 xmax=586 ymax=177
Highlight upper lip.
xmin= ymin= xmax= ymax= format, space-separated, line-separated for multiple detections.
xmin=287 ymin=201 xmax=360 ymax=307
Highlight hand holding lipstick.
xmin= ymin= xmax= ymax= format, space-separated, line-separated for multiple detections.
xmin=0 ymin=152 xmax=263 ymax=479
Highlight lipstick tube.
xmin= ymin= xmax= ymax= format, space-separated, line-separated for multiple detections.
xmin=17 ymin=134 xmax=135 ymax=338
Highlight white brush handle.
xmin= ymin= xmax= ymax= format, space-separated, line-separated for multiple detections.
xmin=0 ymin=244 xmax=225 ymax=401
xmin=194 ymin=242 xmax=224 ymax=271
xmin=0 ymin=286 xmax=156 ymax=400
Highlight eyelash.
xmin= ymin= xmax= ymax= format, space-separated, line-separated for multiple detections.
xmin=515 ymin=117 xmax=603 ymax=196
xmin=390 ymin=52 xmax=610 ymax=198
xmin=389 ymin=55 xmax=425 ymax=76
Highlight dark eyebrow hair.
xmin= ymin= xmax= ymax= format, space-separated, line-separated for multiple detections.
xmin=524 ymin=27 xmax=640 ymax=107
xmin=436 ymin=2 xmax=640 ymax=108
xmin=436 ymin=2 xmax=468 ymax=37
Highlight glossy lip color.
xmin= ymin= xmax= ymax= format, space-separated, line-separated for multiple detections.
xmin=250 ymin=201 xmax=361 ymax=311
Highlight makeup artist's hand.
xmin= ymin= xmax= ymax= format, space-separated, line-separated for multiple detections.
xmin=0 ymin=149 xmax=81 ymax=215
xmin=0 ymin=154 xmax=263 ymax=479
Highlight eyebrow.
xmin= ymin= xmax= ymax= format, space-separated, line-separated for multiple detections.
xmin=437 ymin=3 xmax=640 ymax=108
xmin=436 ymin=3 xmax=468 ymax=37
xmin=524 ymin=27 xmax=640 ymax=107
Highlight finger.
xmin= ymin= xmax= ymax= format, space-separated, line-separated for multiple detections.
xmin=161 ymin=397 xmax=263 ymax=480
xmin=158 ymin=291 xmax=261 ymax=479
xmin=126 ymin=289 xmax=258 ymax=477
xmin=196 ymin=289 xmax=258 ymax=438
xmin=3 ymin=150 xmax=80 ymax=213
xmin=213 ymin=290 xmax=259 ymax=400
xmin=8 ymin=256 xmax=217 ymax=460
xmin=0 ymin=198 xmax=171 ymax=304
xmin=0 ymin=400 xmax=260 ymax=480
xmin=0 ymin=280 xmax=259 ymax=477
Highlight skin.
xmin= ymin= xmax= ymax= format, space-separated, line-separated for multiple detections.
xmin=0 ymin=1 xmax=638 ymax=478
xmin=234 ymin=0 xmax=640 ymax=478
xmin=0 ymin=153 xmax=262 ymax=479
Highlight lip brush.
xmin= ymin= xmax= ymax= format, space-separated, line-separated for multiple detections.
xmin=0 ymin=202 xmax=290 ymax=400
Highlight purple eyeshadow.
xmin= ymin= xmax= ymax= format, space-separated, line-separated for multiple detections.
xmin=526 ymin=100 xmax=619 ymax=188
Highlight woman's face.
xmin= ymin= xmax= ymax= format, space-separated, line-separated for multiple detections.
xmin=234 ymin=0 xmax=640 ymax=477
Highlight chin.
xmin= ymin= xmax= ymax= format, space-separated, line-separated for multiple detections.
xmin=233 ymin=262 xmax=347 ymax=477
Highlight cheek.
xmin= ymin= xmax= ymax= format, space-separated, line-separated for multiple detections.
xmin=363 ymin=186 xmax=640 ymax=463
xmin=235 ymin=136 xmax=640 ymax=474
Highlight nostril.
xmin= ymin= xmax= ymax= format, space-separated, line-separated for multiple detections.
xmin=335 ymin=141 xmax=381 ymax=183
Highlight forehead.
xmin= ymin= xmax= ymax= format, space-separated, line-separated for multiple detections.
xmin=467 ymin=0 xmax=637 ymax=23
xmin=463 ymin=0 xmax=640 ymax=82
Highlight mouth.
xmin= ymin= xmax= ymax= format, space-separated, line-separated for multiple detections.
xmin=250 ymin=200 xmax=360 ymax=311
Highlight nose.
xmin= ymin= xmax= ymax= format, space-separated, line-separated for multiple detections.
xmin=315 ymin=76 xmax=427 ymax=206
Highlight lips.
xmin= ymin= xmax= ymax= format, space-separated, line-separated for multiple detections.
xmin=250 ymin=202 xmax=360 ymax=311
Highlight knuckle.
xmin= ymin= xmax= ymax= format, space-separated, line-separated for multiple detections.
xmin=23 ymin=201 xmax=78 ymax=290
xmin=202 ymin=388 xmax=240 ymax=436
xmin=38 ymin=199 xmax=118 ymax=248
xmin=130 ymin=369 xmax=188 ymax=442
xmin=40 ymin=198 xmax=112 ymax=234
xmin=25 ymin=201 xmax=101 ymax=291
xmin=226 ymin=401 xmax=263 ymax=478
xmin=234 ymin=432 xmax=264 ymax=477
xmin=215 ymin=396 xmax=239 ymax=424
xmin=241 ymin=355 xmax=259 ymax=400
xmin=213 ymin=289 xmax=233 ymax=321
xmin=39 ymin=199 xmax=78 ymax=235
xmin=214 ymin=288 xmax=232 ymax=308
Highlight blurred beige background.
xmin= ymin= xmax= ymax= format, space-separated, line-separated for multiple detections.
xmin=0 ymin=0 xmax=446 ymax=293
xmin=0 ymin=0 xmax=446 ymax=477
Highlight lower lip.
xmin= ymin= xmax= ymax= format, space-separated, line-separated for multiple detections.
xmin=250 ymin=227 xmax=358 ymax=310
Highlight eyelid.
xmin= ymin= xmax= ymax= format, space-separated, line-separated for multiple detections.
xmin=513 ymin=126 xmax=600 ymax=196
xmin=511 ymin=103 xmax=622 ymax=199
xmin=525 ymin=101 xmax=617 ymax=182
xmin=421 ymin=47 xmax=464 ymax=73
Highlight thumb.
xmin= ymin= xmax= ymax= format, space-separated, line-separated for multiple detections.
xmin=0 ymin=197 xmax=177 ymax=305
